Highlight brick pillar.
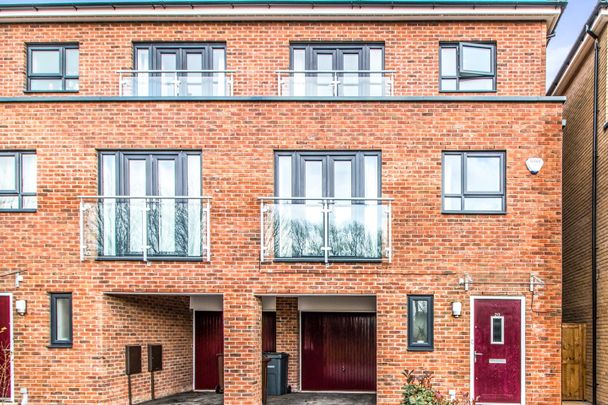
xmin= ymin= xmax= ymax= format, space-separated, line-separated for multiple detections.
xmin=223 ymin=293 xmax=262 ymax=405
xmin=275 ymin=297 xmax=299 ymax=391
xmin=376 ymin=293 xmax=407 ymax=405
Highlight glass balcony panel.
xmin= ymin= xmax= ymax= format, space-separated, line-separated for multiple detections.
xmin=328 ymin=202 xmax=384 ymax=259
xmin=271 ymin=201 xmax=325 ymax=259
xmin=80 ymin=197 xmax=210 ymax=261
xmin=278 ymin=71 xmax=394 ymax=97
xmin=120 ymin=71 xmax=233 ymax=97
xmin=261 ymin=198 xmax=391 ymax=262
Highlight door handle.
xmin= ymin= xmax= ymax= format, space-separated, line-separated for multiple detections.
xmin=474 ymin=351 xmax=484 ymax=363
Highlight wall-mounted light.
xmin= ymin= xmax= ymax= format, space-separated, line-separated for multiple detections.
xmin=526 ymin=157 xmax=544 ymax=175
xmin=15 ymin=300 xmax=26 ymax=316
xmin=451 ymin=301 xmax=462 ymax=318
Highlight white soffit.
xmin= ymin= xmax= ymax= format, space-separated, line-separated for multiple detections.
xmin=298 ymin=295 xmax=376 ymax=312
xmin=0 ymin=5 xmax=562 ymax=34
xmin=189 ymin=295 xmax=223 ymax=311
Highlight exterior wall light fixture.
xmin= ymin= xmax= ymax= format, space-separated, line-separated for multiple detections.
xmin=451 ymin=301 xmax=462 ymax=318
xmin=16 ymin=299 xmax=27 ymax=316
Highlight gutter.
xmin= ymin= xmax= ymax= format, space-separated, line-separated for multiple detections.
xmin=0 ymin=0 xmax=568 ymax=8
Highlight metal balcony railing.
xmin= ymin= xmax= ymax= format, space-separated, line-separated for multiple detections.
xmin=118 ymin=70 xmax=234 ymax=97
xmin=259 ymin=197 xmax=392 ymax=264
xmin=277 ymin=70 xmax=395 ymax=97
xmin=79 ymin=196 xmax=211 ymax=261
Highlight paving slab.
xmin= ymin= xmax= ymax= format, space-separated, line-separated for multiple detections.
xmin=141 ymin=391 xmax=376 ymax=405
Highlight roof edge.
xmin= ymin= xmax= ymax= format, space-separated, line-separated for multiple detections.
xmin=0 ymin=0 xmax=568 ymax=7
xmin=548 ymin=0 xmax=607 ymax=95
xmin=0 ymin=95 xmax=567 ymax=102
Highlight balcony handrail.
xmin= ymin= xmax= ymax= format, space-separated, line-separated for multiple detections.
xmin=117 ymin=69 xmax=235 ymax=74
xmin=78 ymin=195 xmax=212 ymax=200
xmin=258 ymin=196 xmax=393 ymax=201
xmin=276 ymin=69 xmax=395 ymax=74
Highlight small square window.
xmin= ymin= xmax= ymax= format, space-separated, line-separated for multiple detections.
xmin=408 ymin=295 xmax=434 ymax=351
xmin=27 ymin=44 xmax=79 ymax=92
xmin=442 ymin=151 xmax=506 ymax=214
xmin=0 ymin=151 xmax=37 ymax=212
xmin=440 ymin=42 xmax=496 ymax=92
xmin=50 ymin=293 xmax=72 ymax=347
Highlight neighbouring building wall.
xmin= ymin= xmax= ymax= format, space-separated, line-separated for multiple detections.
xmin=102 ymin=295 xmax=193 ymax=404
xmin=561 ymin=24 xmax=608 ymax=403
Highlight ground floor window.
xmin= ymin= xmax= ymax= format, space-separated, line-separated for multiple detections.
xmin=407 ymin=295 xmax=433 ymax=351
xmin=50 ymin=293 xmax=72 ymax=347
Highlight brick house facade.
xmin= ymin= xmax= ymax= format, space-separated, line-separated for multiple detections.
xmin=0 ymin=1 xmax=564 ymax=404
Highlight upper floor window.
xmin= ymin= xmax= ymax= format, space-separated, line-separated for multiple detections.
xmin=439 ymin=42 xmax=496 ymax=92
xmin=0 ymin=151 xmax=37 ymax=212
xmin=128 ymin=43 xmax=228 ymax=97
xmin=94 ymin=151 xmax=206 ymax=259
xmin=27 ymin=44 xmax=79 ymax=92
xmin=282 ymin=43 xmax=390 ymax=97
xmin=275 ymin=151 xmax=381 ymax=199
xmin=260 ymin=151 xmax=391 ymax=263
xmin=442 ymin=151 xmax=506 ymax=214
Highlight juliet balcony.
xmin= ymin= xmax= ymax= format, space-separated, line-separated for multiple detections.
xmin=118 ymin=70 xmax=234 ymax=97
xmin=79 ymin=196 xmax=211 ymax=261
xmin=276 ymin=70 xmax=395 ymax=97
xmin=259 ymin=197 xmax=393 ymax=264
xmin=115 ymin=69 xmax=396 ymax=97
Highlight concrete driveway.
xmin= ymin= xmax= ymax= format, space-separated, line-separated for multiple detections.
xmin=141 ymin=392 xmax=376 ymax=404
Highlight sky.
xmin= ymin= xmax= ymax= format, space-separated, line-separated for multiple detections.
xmin=546 ymin=0 xmax=597 ymax=88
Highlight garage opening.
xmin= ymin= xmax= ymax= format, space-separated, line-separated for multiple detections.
xmin=261 ymin=295 xmax=376 ymax=395
xmin=301 ymin=312 xmax=376 ymax=391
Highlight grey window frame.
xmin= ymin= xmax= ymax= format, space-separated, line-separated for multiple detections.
xmin=133 ymin=42 xmax=226 ymax=96
xmin=441 ymin=151 xmax=506 ymax=214
xmin=98 ymin=150 xmax=203 ymax=260
xmin=274 ymin=151 xmax=382 ymax=198
xmin=439 ymin=42 xmax=496 ymax=92
xmin=26 ymin=44 xmax=79 ymax=92
xmin=50 ymin=293 xmax=72 ymax=348
xmin=289 ymin=43 xmax=385 ymax=71
xmin=0 ymin=151 xmax=37 ymax=212
xmin=407 ymin=295 xmax=434 ymax=352
xmin=133 ymin=42 xmax=226 ymax=71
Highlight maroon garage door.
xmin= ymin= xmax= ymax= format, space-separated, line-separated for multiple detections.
xmin=301 ymin=312 xmax=376 ymax=392
xmin=194 ymin=311 xmax=223 ymax=391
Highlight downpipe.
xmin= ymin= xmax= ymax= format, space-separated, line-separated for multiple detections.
xmin=585 ymin=24 xmax=599 ymax=405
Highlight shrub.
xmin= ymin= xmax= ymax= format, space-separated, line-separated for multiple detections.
xmin=401 ymin=369 xmax=472 ymax=405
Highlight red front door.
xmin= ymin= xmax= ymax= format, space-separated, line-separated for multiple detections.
xmin=301 ymin=312 xmax=376 ymax=392
xmin=194 ymin=311 xmax=223 ymax=390
xmin=0 ymin=296 xmax=10 ymax=399
xmin=473 ymin=299 xmax=522 ymax=403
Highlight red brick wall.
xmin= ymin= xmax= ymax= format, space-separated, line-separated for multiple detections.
xmin=102 ymin=295 xmax=193 ymax=404
xmin=275 ymin=297 xmax=299 ymax=391
xmin=0 ymin=100 xmax=562 ymax=404
xmin=0 ymin=21 xmax=547 ymax=97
